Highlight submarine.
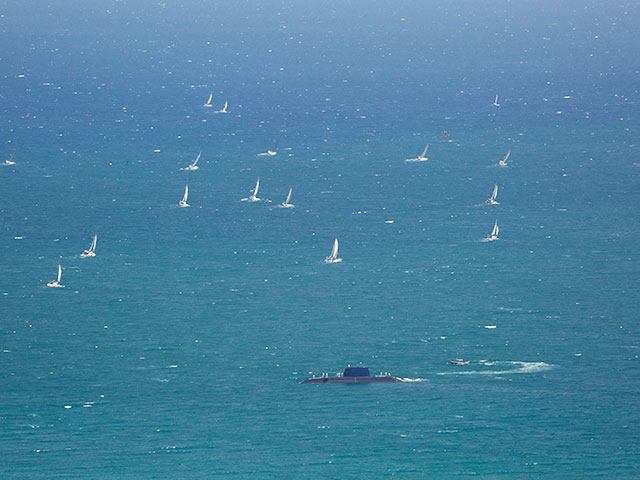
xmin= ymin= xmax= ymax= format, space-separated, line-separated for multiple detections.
xmin=301 ymin=366 xmax=403 ymax=384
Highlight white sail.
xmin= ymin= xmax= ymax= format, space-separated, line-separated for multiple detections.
xmin=492 ymin=94 xmax=500 ymax=106
xmin=486 ymin=184 xmax=499 ymax=204
xmin=331 ymin=238 xmax=339 ymax=259
xmin=279 ymin=187 xmax=294 ymax=207
xmin=253 ymin=178 xmax=260 ymax=197
xmin=192 ymin=151 xmax=201 ymax=167
xmin=47 ymin=262 xmax=64 ymax=287
xmin=421 ymin=144 xmax=429 ymax=158
xmin=81 ymin=234 xmax=98 ymax=257
xmin=178 ymin=184 xmax=190 ymax=206
xmin=325 ymin=238 xmax=342 ymax=263
xmin=500 ymin=149 xmax=511 ymax=166
xmin=204 ymin=93 xmax=213 ymax=106
xmin=492 ymin=220 xmax=499 ymax=237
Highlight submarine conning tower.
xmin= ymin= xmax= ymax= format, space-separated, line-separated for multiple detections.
xmin=343 ymin=366 xmax=370 ymax=377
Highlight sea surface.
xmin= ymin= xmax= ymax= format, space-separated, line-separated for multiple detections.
xmin=1 ymin=1 xmax=639 ymax=478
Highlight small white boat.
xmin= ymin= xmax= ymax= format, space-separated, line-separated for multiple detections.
xmin=47 ymin=263 xmax=65 ymax=288
xmin=182 ymin=151 xmax=201 ymax=171
xmin=450 ymin=358 xmax=469 ymax=366
xmin=499 ymin=149 xmax=510 ymax=167
xmin=241 ymin=178 xmax=261 ymax=202
xmin=203 ymin=93 xmax=213 ymax=107
xmin=81 ymin=234 xmax=97 ymax=257
xmin=405 ymin=144 xmax=429 ymax=162
xmin=178 ymin=184 xmax=190 ymax=207
xmin=325 ymin=238 xmax=342 ymax=263
xmin=486 ymin=184 xmax=500 ymax=205
xmin=492 ymin=94 xmax=500 ymax=107
xmin=258 ymin=140 xmax=279 ymax=156
xmin=2 ymin=149 xmax=16 ymax=166
xmin=485 ymin=220 xmax=499 ymax=241
xmin=280 ymin=187 xmax=294 ymax=208
xmin=215 ymin=100 xmax=228 ymax=114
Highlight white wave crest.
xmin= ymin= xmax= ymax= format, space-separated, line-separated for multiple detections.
xmin=437 ymin=361 xmax=553 ymax=376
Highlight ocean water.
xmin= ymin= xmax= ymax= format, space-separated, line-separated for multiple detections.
xmin=1 ymin=1 xmax=639 ymax=478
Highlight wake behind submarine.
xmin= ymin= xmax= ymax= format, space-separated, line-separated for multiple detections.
xmin=301 ymin=366 xmax=405 ymax=384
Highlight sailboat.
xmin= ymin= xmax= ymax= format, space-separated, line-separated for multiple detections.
xmin=258 ymin=140 xmax=279 ymax=156
xmin=182 ymin=151 xmax=201 ymax=171
xmin=178 ymin=185 xmax=190 ymax=207
xmin=248 ymin=178 xmax=260 ymax=201
xmin=81 ymin=234 xmax=97 ymax=257
xmin=492 ymin=94 xmax=500 ymax=107
xmin=485 ymin=220 xmax=499 ymax=242
xmin=241 ymin=178 xmax=261 ymax=202
xmin=2 ymin=149 xmax=16 ymax=166
xmin=499 ymin=149 xmax=510 ymax=167
xmin=486 ymin=184 xmax=500 ymax=205
xmin=405 ymin=144 xmax=429 ymax=162
xmin=203 ymin=93 xmax=213 ymax=107
xmin=215 ymin=101 xmax=228 ymax=114
xmin=47 ymin=263 xmax=65 ymax=288
xmin=280 ymin=187 xmax=294 ymax=208
xmin=325 ymin=238 xmax=342 ymax=263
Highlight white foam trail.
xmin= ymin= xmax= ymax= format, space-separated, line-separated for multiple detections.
xmin=437 ymin=361 xmax=553 ymax=376
xmin=398 ymin=377 xmax=428 ymax=382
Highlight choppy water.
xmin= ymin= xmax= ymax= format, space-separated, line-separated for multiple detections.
xmin=1 ymin=1 xmax=639 ymax=478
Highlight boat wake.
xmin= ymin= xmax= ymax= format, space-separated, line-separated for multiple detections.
xmin=437 ymin=361 xmax=553 ymax=376
xmin=398 ymin=377 xmax=428 ymax=382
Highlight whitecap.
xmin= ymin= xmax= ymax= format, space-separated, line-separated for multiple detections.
xmin=437 ymin=361 xmax=553 ymax=376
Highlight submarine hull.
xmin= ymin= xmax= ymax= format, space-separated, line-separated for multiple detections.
xmin=301 ymin=375 xmax=402 ymax=384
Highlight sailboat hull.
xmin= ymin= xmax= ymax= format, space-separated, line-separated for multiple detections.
xmin=325 ymin=257 xmax=342 ymax=264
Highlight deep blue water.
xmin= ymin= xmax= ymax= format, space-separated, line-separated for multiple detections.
xmin=1 ymin=1 xmax=639 ymax=478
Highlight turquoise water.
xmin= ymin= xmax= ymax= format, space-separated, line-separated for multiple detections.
xmin=1 ymin=1 xmax=640 ymax=478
